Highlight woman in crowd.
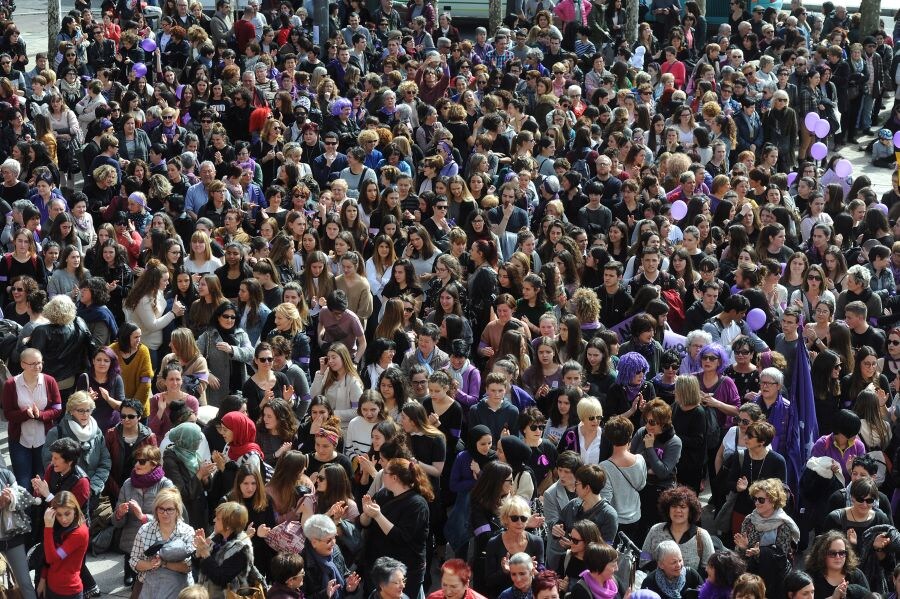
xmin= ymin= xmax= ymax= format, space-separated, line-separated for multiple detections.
xmin=642 ymin=486 xmax=715 ymax=572
xmin=483 ymin=495 xmax=546 ymax=597
xmin=130 ymin=487 xmax=196 ymax=599
xmin=39 ymin=491 xmax=90 ymax=599
xmin=111 ymin=324 xmax=153 ymax=416
xmin=631 ymin=399 xmax=682 ymax=542
xmin=300 ymin=513 xmax=362 ymax=599
xmin=198 ymin=302 xmax=255 ymax=407
xmin=641 ymin=540 xmax=704 ymax=599
xmin=162 ymin=422 xmax=211 ymax=529
xmin=124 ymin=260 xmax=186 ymax=368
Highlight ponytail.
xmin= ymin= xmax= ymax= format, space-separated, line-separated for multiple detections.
xmin=386 ymin=458 xmax=435 ymax=502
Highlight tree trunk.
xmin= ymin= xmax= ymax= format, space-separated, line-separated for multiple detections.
xmin=859 ymin=0 xmax=880 ymax=41
xmin=48 ymin=0 xmax=60 ymax=55
xmin=489 ymin=0 xmax=502 ymax=35
xmin=625 ymin=0 xmax=638 ymax=44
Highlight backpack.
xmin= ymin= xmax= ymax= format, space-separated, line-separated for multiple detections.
xmin=571 ymin=148 xmax=592 ymax=181
xmin=661 ymin=289 xmax=686 ymax=332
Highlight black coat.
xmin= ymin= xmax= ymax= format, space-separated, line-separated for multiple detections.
xmin=362 ymin=488 xmax=430 ymax=597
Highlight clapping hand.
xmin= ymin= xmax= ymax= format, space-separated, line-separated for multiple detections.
xmin=361 ymin=494 xmax=381 ymax=518
xmin=32 ymin=476 xmax=49 ymax=498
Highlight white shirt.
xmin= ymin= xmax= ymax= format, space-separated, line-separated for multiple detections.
xmin=578 ymin=422 xmax=603 ymax=464
xmin=16 ymin=374 xmax=50 ymax=449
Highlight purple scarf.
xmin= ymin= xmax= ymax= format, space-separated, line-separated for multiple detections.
xmin=579 ymin=571 xmax=617 ymax=599
xmin=130 ymin=465 xmax=165 ymax=489
xmin=698 ymin=581 xmax=732 ymax=599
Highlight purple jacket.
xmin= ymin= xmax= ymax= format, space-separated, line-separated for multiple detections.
xmin=810 ymin=434 xmax=866 ymax=482
xmin=452 ymin=362 xmax=482 ymax=410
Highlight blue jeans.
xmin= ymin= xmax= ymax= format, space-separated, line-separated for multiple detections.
xmin=858 ymin=92 xmax=876 ymax=130
xmin=9 ymin=439 xmax=43 ymax=490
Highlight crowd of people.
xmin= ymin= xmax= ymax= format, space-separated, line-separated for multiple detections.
xmin=0 ymin=0 xmax=899 ymax=598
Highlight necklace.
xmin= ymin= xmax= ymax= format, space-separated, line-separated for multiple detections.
xmin=748 ymin=450 xmax=768 ymax=482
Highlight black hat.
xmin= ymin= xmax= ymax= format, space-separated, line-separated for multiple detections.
xmin=864 ymin=36 xmax=877 ymax=46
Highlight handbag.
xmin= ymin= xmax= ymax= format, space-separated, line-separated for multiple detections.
xmin=613 ymin=530 xmax=642 ymax=594
xmin=264 ymin=519 xmax=305 ymax=554
xmin=225 ymin=583 xmax=265 ymax=599
xmin=713 ymin=449 xmax=745 ymax=536
xmin=0 ymin=553 xmax=22 ymax=599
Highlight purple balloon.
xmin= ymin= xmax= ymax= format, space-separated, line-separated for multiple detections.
xmin=132 ymin=62 xmax=148 ymax=78
xmin=810 ymin=142 xmax=828 ymax=161
xmin=834 ymin=158 xmax=852 ymax=178
xmin=671 ymin=200 xmax=688 ymax=221
xmin=893 ymin=131 xmax=900 ymax=148
xmin=804 ymin=112 xmax=820 ymax=133
xmin=746 ymin=308 xmax=767 ymax=332
xmin=786 ymin=172 xmax=797 ymax=186
xmin=875 ymin=203 xmax=889 ymax=215
xmin=814 ymin=119 xmax=830 ymax=138
xmin=140 ymin=38 xmax=157 ymax=52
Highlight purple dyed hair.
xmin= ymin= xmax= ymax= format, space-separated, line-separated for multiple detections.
xmin=616 ymin=351 xmax=649 ymax=386
xmin=330 ymin=97 xmax=352 ymax=116
xmin=699 ymin=342 xmax=731 ymax=374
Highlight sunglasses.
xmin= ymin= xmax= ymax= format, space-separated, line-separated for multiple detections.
xmin=807 ymin=275 xmax=822 ymax=281
xmin=738 ymin=418 xmax=752 ymax=426
xmin=701 ymin=355 xmax=719 ymax=361
xmin=135 ymin=458 xmax=153 ymax=465
xmin=122 ymin=414 xmax=140 ymax=420
xmin=585 ymin=415 xmax=600 ymax=422
xmin=508 ymin=515 xmax=529 ymax=523
xmin=854 ymin=496 xmax=876 ymax=504
xmin=663 ymin=364 xmax=678 ymax=370
xmin=827 ymin=550 xmax=849 ymax=558
xmin=734 ymin=349 xmax=751 ymax=356
xmin=324 ymin=141 xmax=338 ymax=145
xmin=220 ymin=314 xmax=237 ymax=320
xmin=646 ymin=419 xmax=657 ymax=426
xmin=529 ymin=424 xmax=546 ymax=432
xmin=753 ymin=496 xmax=768 ymax=504
xmin=889 ymin=340 xmax=900 ymax=346
xmin=257 ymin=356 xmax=275 ymax=362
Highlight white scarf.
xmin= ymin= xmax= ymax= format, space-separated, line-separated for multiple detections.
xmin=68 ymin=416 xmax=98 ymax=443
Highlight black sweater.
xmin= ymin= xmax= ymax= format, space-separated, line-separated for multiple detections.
xmin=362 ymin=488 xmax=430 ymax=595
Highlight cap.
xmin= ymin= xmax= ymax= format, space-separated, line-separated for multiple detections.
xmin=879 ymin=128 xmax=892 ymax=140
xmin=864 ymin=36 xmax=877 ymax=46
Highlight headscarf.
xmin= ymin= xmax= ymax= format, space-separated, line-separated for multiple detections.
xmin=167 ymin=422 xmax=203 ymax=474
xmin=467 ymin=425 xmax=496 ymax=468
xmin=221 ymin=411 xmax=264 ymax=461
xmin=499 ymin=436 xmax=533 ymax=479
xmin=212 ymin=301 xmax=239 ymax=345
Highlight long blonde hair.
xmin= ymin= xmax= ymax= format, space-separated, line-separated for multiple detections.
xmin=189 ymin=230 xmax=213 ymax=263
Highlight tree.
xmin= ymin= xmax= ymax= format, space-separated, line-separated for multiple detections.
xmin=625 ymin=0 xmax=638 ymax=43
xmin=489 ymin=0 xmax=502 ymax=35
xmin=48 ymin=0 xmax=61 ymax=55
xmin=858 ymin=0 xmax=881 ymax=41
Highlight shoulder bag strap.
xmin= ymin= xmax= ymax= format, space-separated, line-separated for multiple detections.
xmin=609 ymin=460 xmax=639 ymax=493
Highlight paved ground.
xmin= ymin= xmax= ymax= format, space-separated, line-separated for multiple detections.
xmin=2 ymin=2 xmax=900 ymax=597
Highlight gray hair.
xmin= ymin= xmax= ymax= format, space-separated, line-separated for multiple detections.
xmin=199 ymin=160 xmax=215 ymax=173
xmin=759 ymin=367 xmax=784 ymax=388
xmin=848 ymin=264 xmax=872 ymax=286
xmin=371 ymin=557 xmax=407 ymax=589
xmin=302 ymin=514 xmax=337 ymax=540
xmin=509 ymin=552 xmax=534 ymax=569
xmin=475 ymin=26 xmax=487 ymax=35
xmin=527 ymin=48 xmax=544 ymax=61
xmin=686 ymin=330 xmax=712 ymax=347
xmin=0 ymin=158 xmax=20 ymax=177
xmin=759 ymin=55 xmax=774 ymax=68
xmin=11 ymin=199 xmax=34 ymax=213
xmin=656 ymin=540 xmax=683 ymax=562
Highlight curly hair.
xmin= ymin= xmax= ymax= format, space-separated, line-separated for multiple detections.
xmin=805 ymin=530 xmax=858 ymax=576
xmin=43 ymin=294 xmax=77 ymax=325
xmin=570 ymin=287 xmax=600 ymax=323
xmin=747 ymin=478 xmax=787 ymax=510
xmin=658 ymin=485 xmax=703 ymax=524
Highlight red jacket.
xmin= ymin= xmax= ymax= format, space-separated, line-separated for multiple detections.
xmin=103 ymin=423 xmax=157 ymax=498
xmin=43 ymin=523 xmax=89 ymax=595
xmin=1 ymin=375 xmax=62 ymax=443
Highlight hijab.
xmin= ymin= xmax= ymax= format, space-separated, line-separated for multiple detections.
xmin=467 ymin=425 xmax=496 ymax=468
xmin=221 ymin=411 xmax=264 ymax=461
xmin=500 ymin=436 xmax=534 ymax=479
xmin=167 ymin=422 xmax=202 ymax=474
xmin=212 ymin=301 xmax=239 ymax=345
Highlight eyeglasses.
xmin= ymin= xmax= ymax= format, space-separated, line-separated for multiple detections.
xmin=570 ymin=536 xmax=583 ymax=543
xmin=508 ymin=515 xmax=529 ymax=523
xmin=701 ymin=355 xmax=719 ymax=361
xmin=412 ymin=379 xmax=427 ymax=386
xmin=827 ymin=550 xmax=849 ymax=558
xmin=738 ymin=418 xmax=752 ymax=426
xmin=760 ymin=381 xmax=779 ymax=387
xmin=22 ymin=361 xmax=42 ymax=367
xmin=157 ymin=507 xmax=177 ymax=514
xmin=257 ymin=356 xmax=275 ymax=362
xmin=74 ymin=408 xmax=93 ymax=414
xmin=220 ymin=314 xmax=237 ymax=320
xmin=753 ymin=496 xmax=768 ymax=505
xmin=529 ymin=424 xmax=546 ymax=432
xmin=122 ymin=414 xmax=139 ymax=420
xmin=853 ymin=496 xmax=876 ymax=504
